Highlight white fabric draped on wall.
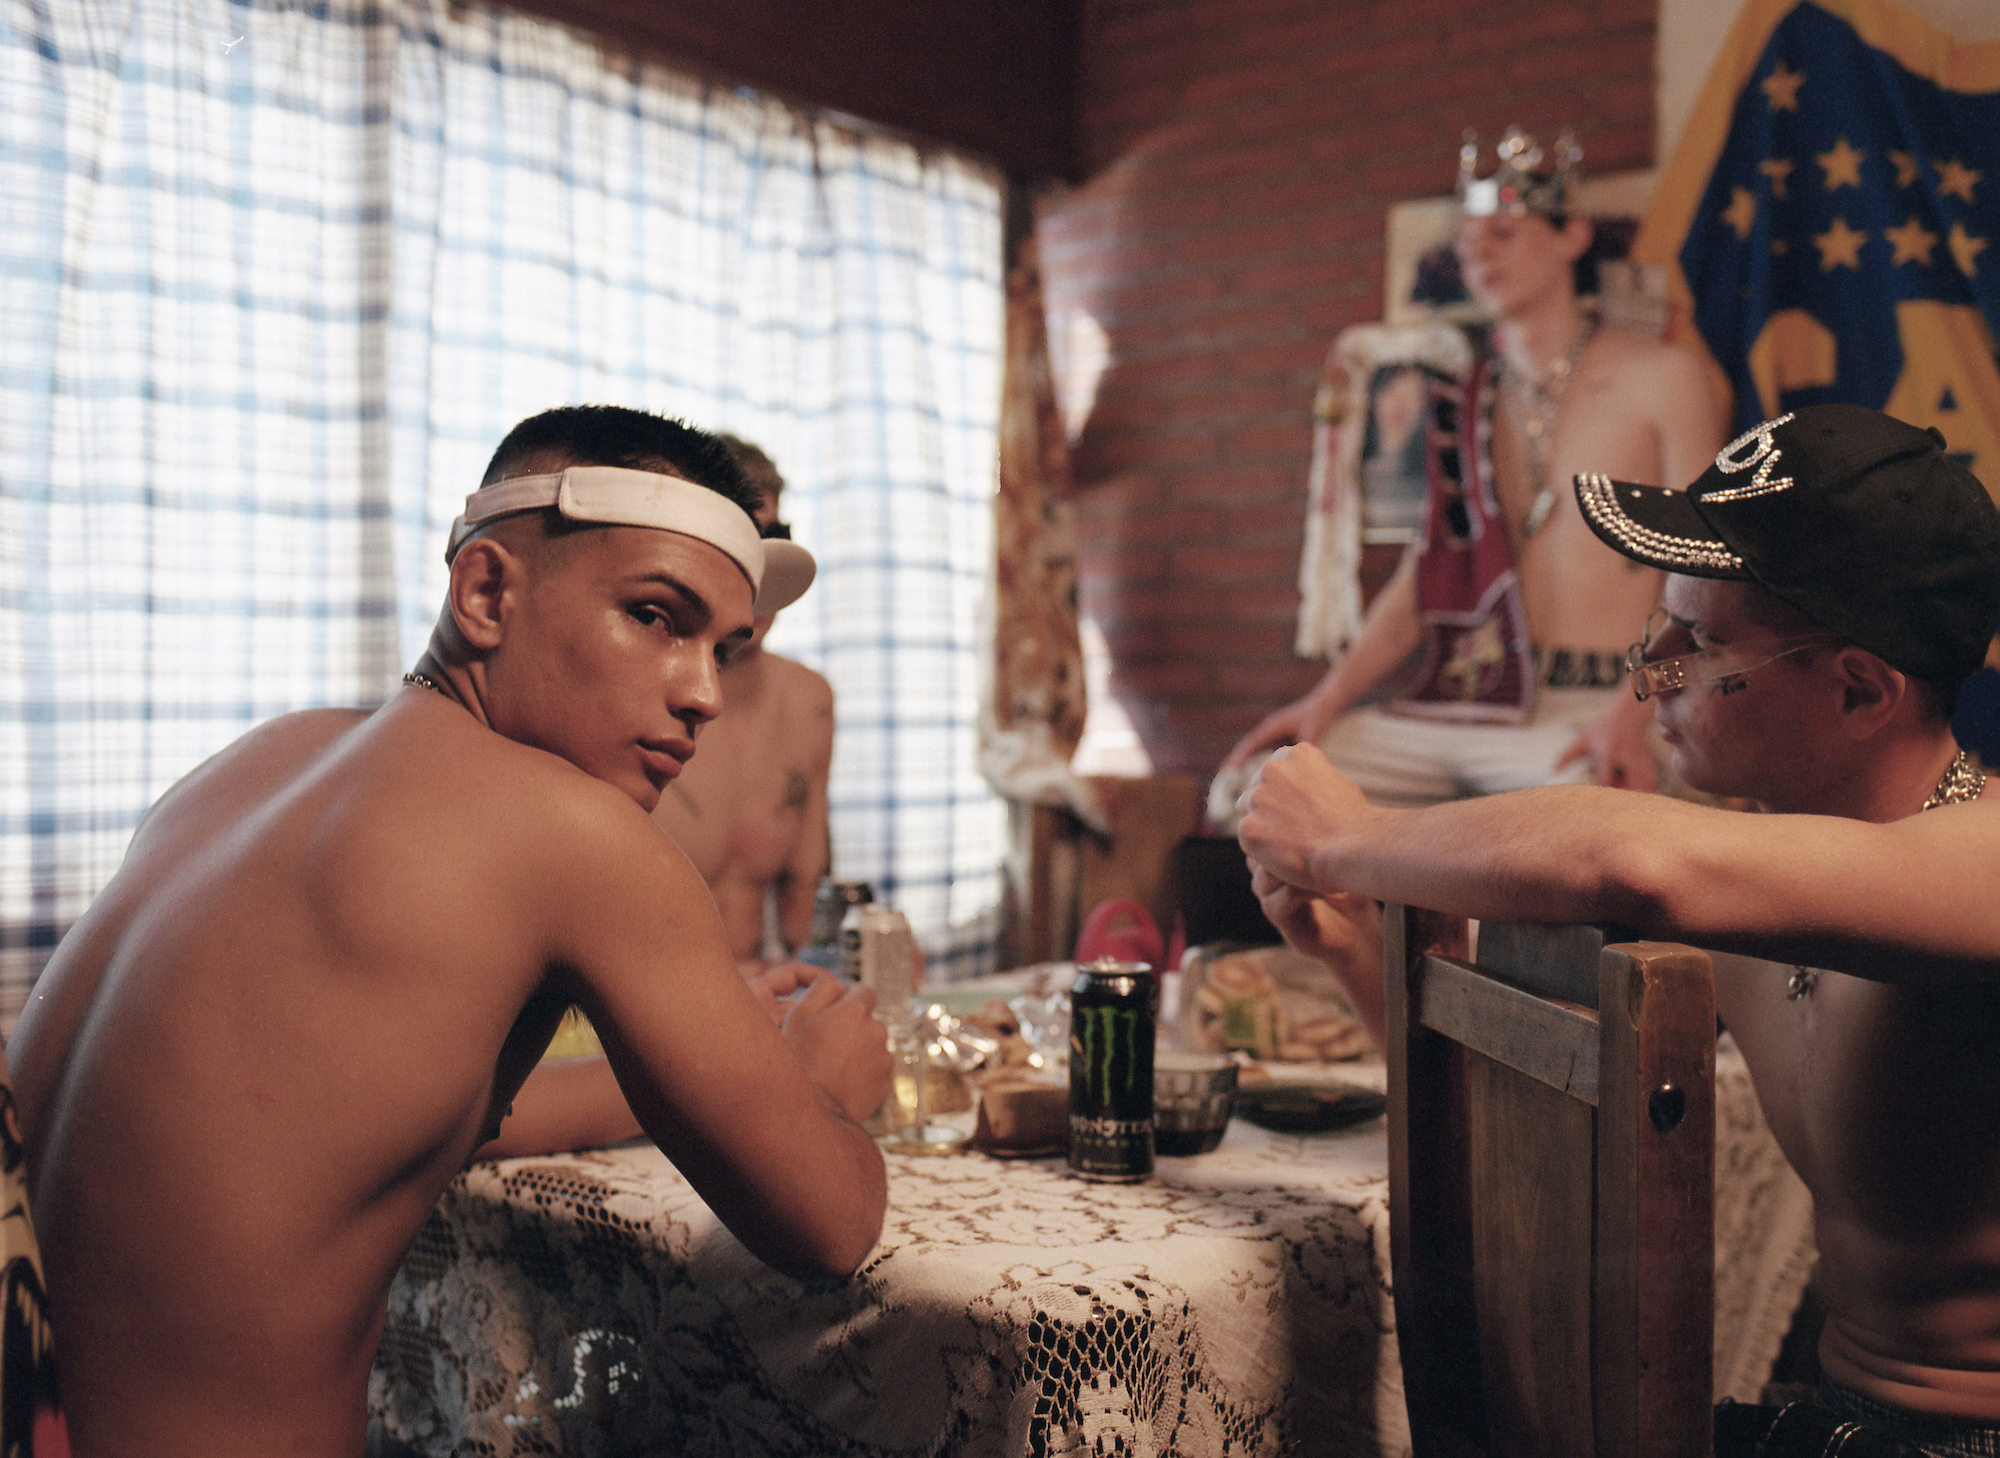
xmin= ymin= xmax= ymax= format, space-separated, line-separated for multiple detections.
xmin=0 ymin=0 xmax=1008 ymax=1012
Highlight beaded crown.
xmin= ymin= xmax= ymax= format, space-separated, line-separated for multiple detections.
xmin=1457 ymin=126 xmax=1582 ymax=219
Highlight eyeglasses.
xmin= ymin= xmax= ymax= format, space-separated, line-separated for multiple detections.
xmin=1624 ymin=609 xmax=1838 ymax=701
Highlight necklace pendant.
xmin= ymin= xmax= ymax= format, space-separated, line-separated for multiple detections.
xmin=1521 ymin=487 xmax=1558 ymax=538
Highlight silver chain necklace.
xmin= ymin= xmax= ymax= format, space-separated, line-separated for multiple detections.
xmin=1500 ymin=314 xmax=1596 ymax=538
xmin=1787 ymin=749 xmax=1986 ymax=999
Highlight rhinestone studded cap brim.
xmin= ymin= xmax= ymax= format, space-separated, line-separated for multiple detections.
xmin=1575 ymin=473 xmax=1747 ymax=575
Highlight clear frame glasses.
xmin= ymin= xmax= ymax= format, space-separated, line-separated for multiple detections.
xmin=1625 ymin=609 xmax=1838 ymax=702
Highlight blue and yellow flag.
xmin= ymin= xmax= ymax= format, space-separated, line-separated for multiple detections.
xmin=1637 ymin=0 xmax=2000 ymax=754
xmin=1636 ymin=0 xmax=2000 ymax=486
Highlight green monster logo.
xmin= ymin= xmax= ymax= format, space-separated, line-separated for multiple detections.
xmin=1075 ymin=1006 xmax=1140 ymax=1097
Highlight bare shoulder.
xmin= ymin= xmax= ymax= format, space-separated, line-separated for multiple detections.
xmin=133 ymin=707 xmax=374 ymax=843
xmin=1587 ymin=329 xmax=1711 ymax=406
xmin=765 ymin=651 xmax=832 ymax=702
xmin=766 ymin=653 xmax=834 ymax=734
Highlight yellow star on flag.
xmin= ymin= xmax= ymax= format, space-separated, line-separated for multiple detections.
xmin=1762 ymin=60 xmax=1806 ymax=112
xmin=1888 ymin=151 xmax=1922 ymax=189
xmin=1817 ymin=137 xmax=1865 ymax=191
xmin=1935 ymin=158 xmax=1982 ymax=205
xmin=1720 ymin=186 xmax=1758 ymax=240
xmin=1885 ymin=216 xmax=1939 ymax=267
xmin=1759 ymin=158 xmax=1795 ymax=198
xmin=1813 ymin=216 xmax=1868 ymax=271
xmin=1948 ymin=223 xmax=1988 ymax=277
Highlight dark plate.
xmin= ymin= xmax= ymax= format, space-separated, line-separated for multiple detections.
xmin=1233 ymin=1083 xmax=1387 ymax=1133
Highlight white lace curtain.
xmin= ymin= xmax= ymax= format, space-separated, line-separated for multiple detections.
xmin=0 ymin=0 xmax=1008 ymax=1012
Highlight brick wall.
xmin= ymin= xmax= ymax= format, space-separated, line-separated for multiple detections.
xmin=1039 ymin=0 xmax=1658 ymax=779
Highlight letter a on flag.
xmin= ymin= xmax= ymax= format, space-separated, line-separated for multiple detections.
xmin=1635 ymin=0 xmax=2000 ymax=754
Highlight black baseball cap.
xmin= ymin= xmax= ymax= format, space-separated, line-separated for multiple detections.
xmin=1574 ymin=404 xmax=2000 ymax=688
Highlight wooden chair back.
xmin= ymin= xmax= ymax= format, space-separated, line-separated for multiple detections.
xmin=1385 ymin=906 xmax=1716 ymax=1458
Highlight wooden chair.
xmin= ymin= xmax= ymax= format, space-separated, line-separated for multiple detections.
xmin=1385 ymin=906 xmax=1716 ymax=1458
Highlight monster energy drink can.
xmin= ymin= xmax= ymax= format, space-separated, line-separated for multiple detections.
xmin=1067 ymin=957 xmax=1157 ymax=1182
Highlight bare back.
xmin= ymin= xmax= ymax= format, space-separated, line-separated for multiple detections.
xmin=11 ymin=689 xmax=877 ymax=1456
xmin=652 ymin=650 xmax=833 ymax=960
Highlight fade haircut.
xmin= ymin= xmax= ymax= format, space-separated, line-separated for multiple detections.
xmin=480 ymin=406 xmax=760 ymax=523
xmin=1739 ymin=582 xmax=1960 ymax=725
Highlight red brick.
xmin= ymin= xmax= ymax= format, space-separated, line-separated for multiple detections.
xmin=1107 ymin=348 xmax=1228 ymax=391
xmin=1211 ymin=660 xmax=1325 ymax=698
xmin=1597 ymin=0 xmax=1658 ymax=26
xmin=1094 ymin=268 xmax=1232 ymax=318
xmin=1073 ymin=427 xmax=1216 ymax=479
xmin=1224 ymin=418 xmax=1317 ymax=457
xmin=1447 ymin=2 xmax=1593 ymax=56
xmin=1176 ymin=218 xmax=1304 ymax=266
xmin=1306 ymin=31 xmax=1445 ymax=83
xmin=1110 ymin=662 xmax=1212 ymax=697
xmin=1206 ymin=374 xmax=1317 ymax=416
xmin=1100 ymin=581 xmax=1227 ymax=621
xmin=1229 ymin=10 xmax=1371 ymax=62
xmin=1171 ymin=621 xmax=1299 ymax=658
xmin=1077 ymin=541 xmax=1173 ymax=579
xmin=1300 ymin=205 xmax=1385 ymax=249
xmin=1223 ymin=337 xmax=1328 ymax=379
xmin=1231 ymin=255 xmax=1348 ymax=297
xmin=1172 ymin=543 xmax=1298 ymax=580
xmin=1170 ymin=462 xmax=1297 ymax=503
xmin=1090 ymin=4 xmax=1191 ymax=52
xmin=1499 ymin=31 xmax=1652 ymax=86
xmin=1217 ymin=581 xmax=1316 ymax=618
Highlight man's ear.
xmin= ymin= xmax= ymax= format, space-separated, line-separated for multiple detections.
xmin=1559 ymin=215 xmax=1596 ymax=264
xmin=447 ymin=538 xmax=521 ymax=652
xmin=1832 ymin=646 xmax=1907 ymax=738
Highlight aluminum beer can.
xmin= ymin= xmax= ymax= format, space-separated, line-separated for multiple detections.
xmin=852 ymin=905 xmax=915 ymax=1021
xmin=1067 ymin=957 xmax=1157 ymax=1182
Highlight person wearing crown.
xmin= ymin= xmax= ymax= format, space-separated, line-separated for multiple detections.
xmin=1242 ymin=405 xmax=2000 ymax=1456
xmin=1221 ymin=126 xmax=1726 ymax=805
xmin=7 ymin=405 xmax=893 ymax=1456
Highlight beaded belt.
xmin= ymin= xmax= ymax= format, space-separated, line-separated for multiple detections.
xmin=1535 ymin=648 xmax=1627 ymax=690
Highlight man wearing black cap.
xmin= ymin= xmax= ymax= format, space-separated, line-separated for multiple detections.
xmin=1239 ymin=404 xmax=2000 ymax=1454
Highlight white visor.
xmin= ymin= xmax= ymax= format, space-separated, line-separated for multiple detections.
xmin=445 ymin=465 xmax=816 ymax=615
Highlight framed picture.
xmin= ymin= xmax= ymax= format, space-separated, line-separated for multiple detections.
xmin=1382 ymin=169 xmax=1668 ymax=339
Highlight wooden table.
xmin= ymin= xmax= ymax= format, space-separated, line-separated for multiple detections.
xmin=370 ymin=1041 xmax=1812 ymax=1458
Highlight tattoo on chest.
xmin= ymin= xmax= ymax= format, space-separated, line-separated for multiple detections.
xmin=784 ymin=770 xmax=809 ymax=810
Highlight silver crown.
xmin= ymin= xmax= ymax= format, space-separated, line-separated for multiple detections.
xmin=1458 ymin=125 xmax=1582 ymax=219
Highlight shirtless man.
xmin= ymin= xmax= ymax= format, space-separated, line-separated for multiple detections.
xmin=653 ymin=436 xmax=833 ymax=970
xmin=8 ymin=406 xmax=892 ymax=1458
xmin=1240 ymin=405 xmax=2000 ymax=1451
xmin=1222 ymin=126 xmax=1724 ymax=800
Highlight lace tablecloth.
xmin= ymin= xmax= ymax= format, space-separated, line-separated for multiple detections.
xmin=370 ymin=1043 xmax=1812 ymax=1458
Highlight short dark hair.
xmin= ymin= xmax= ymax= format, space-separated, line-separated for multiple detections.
xmin=713 ymin=433 xmax=784 ymax=506
xmin=1740 ymin=584 xmax=1960 ymax=724
xmin=480 ymin=406 xmax=759 ymax=521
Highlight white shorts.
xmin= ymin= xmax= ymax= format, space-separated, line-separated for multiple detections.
xmin=1208 ymin=684 xmax=1623 ymax=827
xmin=1313 ymin=686 xmax=1620 ymax=807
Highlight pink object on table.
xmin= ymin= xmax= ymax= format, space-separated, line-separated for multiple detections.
xmin=1074 ymin=898 xmax=1165 ymax=970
